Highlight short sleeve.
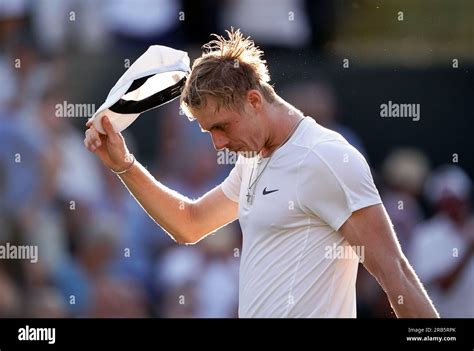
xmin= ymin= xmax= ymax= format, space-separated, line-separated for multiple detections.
xmin=220 ymin=158 xmax=243 ymax=203
xmin=297 ymin=141 xmax=382 ymax=230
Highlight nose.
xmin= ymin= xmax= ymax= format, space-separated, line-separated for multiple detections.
xmin=210 ymin=130 xmax=229 ymax=150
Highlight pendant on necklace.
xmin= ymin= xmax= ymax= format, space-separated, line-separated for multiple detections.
xmin=246 ymin=190 xmax=254 ymax=205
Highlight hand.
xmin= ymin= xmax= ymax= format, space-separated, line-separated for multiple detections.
xmin=84 ymin=116 xmax=133 ymax=172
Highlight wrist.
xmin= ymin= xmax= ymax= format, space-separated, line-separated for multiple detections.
xmin=111 ymin=153 xmax=135 ymax=175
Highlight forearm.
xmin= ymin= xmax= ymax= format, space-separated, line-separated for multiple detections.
xmin=381 ymin=258 xmax=439 ymax=318
xmin=116 ymin=160 xmax=195 ymax=243
xmin=339 ymin=205 xmax=440 ymax=318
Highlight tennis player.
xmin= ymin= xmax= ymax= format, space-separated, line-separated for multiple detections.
xmin=84 ymin=29 xmax=439 ymax=318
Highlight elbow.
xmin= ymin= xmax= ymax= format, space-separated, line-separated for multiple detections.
xmin=174 ymin=227 xmax=211 ymax=244
xmin=174 ymin=236 xmax=196 ymax=245
xmin=153 ymin=224 xmax=199 ymax=245
xmin=172 ymin=230 xmax=203 ymax=245
xmin=167 ymin=203 xmax=202 ymax=245
xmin=175 ymin=203 xmax=205 ymax=244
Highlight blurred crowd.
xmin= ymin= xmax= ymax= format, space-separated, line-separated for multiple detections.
xmin=0 ymin=0 xmax=472 ymax=318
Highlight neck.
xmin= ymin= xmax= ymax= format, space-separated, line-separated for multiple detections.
xmin=260 ymin=102 xmax=304 ymax=158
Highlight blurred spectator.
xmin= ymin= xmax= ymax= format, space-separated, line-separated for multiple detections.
xmin=194 ymin=226 xmax=240 ymax=318
xmin=92 ymin=276 xmax=150 ymax=317
xmin=0 ymin=0 xmax=29 ymax=48
xmin=0 ymin=265 xmax=22 ymax=317
xmin=54 ymin=215 xmax=126 ymax=316
xmin=381 ymin=148 xmax=430 ymax=251
xmin=0 ymin=114 xmax=44 ymax=216
xmin=32 ymin=0 xmax=108 ymax=54
xmin=155 ymin=244 xmax=203 ymax=317
xmin=24 ymin=287 xmax=68 ymax=318
xmin=155 ymin=225 xmax=240 ymax=318
xmin=37 ymin=86 xmax=104 ymax=207
xmin=410 ymin=165 xmax=474 ymax=317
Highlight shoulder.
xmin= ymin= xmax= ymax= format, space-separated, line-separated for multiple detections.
xmin=299 ymin=138 xmax=372 ymax=185
xmin=291 ymin=117 xmax=348 ymax=150
xmin=290 ymin=117 xmax=371 ymax=177
xmin=295 ymin=136 xmax=381 ymax=229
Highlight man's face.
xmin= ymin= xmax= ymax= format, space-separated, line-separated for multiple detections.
xmin=192 ymin=97 xmax=265 ymax=154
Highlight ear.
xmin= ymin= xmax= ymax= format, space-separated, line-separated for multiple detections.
xmin=246 ymin=90 xmax=262 ymax=110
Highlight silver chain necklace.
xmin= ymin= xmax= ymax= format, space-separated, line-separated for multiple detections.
xmin=245 ymin=117 xmax=305 ymax=205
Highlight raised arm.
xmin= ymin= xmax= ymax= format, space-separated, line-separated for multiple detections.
xmin=84 ymin=116 xmax=238 ymax=244
xmin=339 ymin=204 xmax=439 ymax=318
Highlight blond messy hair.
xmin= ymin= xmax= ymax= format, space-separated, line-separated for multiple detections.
xmin=180 ymin=28 xmax=277 ymax=120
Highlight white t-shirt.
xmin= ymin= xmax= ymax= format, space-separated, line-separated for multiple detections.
xmin=220 ymin=117 xmax=382 ymax=317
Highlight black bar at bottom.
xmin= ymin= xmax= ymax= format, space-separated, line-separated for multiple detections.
xmin=0 ymin=318 xmax=471 ymax=350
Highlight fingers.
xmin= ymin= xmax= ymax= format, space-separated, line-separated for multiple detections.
xmin=101 ymin=116 xmax=118 ymax=141
xmin=84 ymin=125 xmax=102 ymax=152
xmin=86 ymin=118 xmax=93 ymax=127
xmin=84 ymin=115 xmax=123 ymax=154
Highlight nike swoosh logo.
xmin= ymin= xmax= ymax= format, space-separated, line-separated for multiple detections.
xmin=262 ymin=187 xmax=279 ymax=195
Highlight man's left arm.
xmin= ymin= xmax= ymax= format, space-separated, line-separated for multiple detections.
xmin=339 ymin=203 xmax=439 ymax=318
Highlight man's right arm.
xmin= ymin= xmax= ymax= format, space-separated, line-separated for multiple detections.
xmin=118 ymin=162 xmax=238 ymax=244
xmin=84 ymin=116 xmax=238 ymax=244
